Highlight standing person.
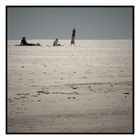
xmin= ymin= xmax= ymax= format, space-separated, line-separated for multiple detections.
xmin=71 ymin=27 xmax=76 ymax=46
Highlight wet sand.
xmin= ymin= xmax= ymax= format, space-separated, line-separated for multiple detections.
xmin=7 ymin=40 xmax=133 ymax=133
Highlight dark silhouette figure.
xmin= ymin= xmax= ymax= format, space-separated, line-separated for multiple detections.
xmin=20 ymin=36 xmax=41 ymax=46
xmin=53 ymin=38 xmax=61 ymax=46
xmin=71 ymin=28 xmax=76 ymax=46
xmin=20 ymin=36 xmax=28 ymax=45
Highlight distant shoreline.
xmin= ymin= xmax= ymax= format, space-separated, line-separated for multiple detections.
xmin=7 ymin=39 xmax=132 ymax=41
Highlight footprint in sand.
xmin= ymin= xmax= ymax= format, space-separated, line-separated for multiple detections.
xmin=83 ymin=76 xmax=87 ymax=79
xmin=16 ymin=93 xmax=24 ymax=96
xmin=60 ymin=78 xmax=63 ymax=80
xmin=14 ymin=97 xmax=20 ymax=100
xmin=36 ymin=90 xmax=50 ymax=94
xmin=20 ymin=96 xmax=27 ymax=99
xmin=8 ymin=98 xmax=14 ymax=102
xmin=67 ymin=96 xmax=76 ymax=99
xmin=25 ymin=93 xmax=30 ymax=96
xmin=31 ymin=95 xmax=38 ymax=97
xmin=43 ymin=72 xmax=46 ymax=74
xmin=88 ymin=86 xmax=95 ymax=92
xmin=73 ymin=71 xmax=77 ymax=74
xmin=71 ymin=91 xmax=79 ymax=94
xmin=19 ymin=78 xmax=22 ymax=80
xmin=71 ymin=86 xmax=78 ymax=90
xmin=110 ymin=84 xmax=114 ymax=87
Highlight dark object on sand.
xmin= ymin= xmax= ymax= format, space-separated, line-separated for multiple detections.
xmin=123 ymin=92 xmax=131 ymax=94
xmin=71 ymin=27 xmax=76 ymax=46
xmin=53 ymin=38 xmax=61 ymax=46
xmin=18 ymin=36 xmax=41 ymax=46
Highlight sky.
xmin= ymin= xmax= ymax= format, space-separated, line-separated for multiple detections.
xmin=7 ymin=7 xmax=133 ymax=40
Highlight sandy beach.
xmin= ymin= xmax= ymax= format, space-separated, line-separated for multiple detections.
xmin=7 ymin=40 xmax=133 ymax=133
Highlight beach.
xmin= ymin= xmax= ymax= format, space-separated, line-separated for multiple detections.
xmin=7 ymin=40 xmax=133 ymax=133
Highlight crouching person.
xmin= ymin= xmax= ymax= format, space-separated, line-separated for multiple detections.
xmin=53 ymin=38 xmax=61 ymax=46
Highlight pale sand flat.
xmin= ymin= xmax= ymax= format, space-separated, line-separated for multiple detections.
xmin=7 ymin=40 xmax=133 ymax=133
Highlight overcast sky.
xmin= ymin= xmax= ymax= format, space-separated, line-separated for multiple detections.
xmin=7 ymin=7 xmax=133 ymax=40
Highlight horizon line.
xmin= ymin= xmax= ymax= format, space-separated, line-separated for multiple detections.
xmin=7 ymin=39 xmax=132 ymax=41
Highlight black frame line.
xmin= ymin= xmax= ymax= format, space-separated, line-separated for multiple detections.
xmin=6 ymin=5 xmax=135 ymax=134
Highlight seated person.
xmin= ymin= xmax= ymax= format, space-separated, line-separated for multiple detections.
xmin=20 ymin=36 xmax=41 ymax=46
xmin=20 ymin=36 xmax=27 ymax=45
xmin=53 ymin=38 xmax=61 ymax=46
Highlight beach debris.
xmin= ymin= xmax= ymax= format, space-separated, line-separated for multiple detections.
xmin=71 ymin=86 xmax=78 ymax=90
xmin=123 ymin=92 xmax=130 ymax=95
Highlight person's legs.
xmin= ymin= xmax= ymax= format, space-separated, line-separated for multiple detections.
xmin=71 ymin=35 xmax=75 ymax=45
